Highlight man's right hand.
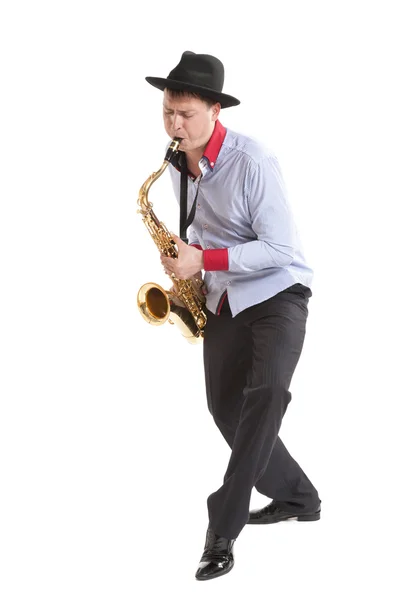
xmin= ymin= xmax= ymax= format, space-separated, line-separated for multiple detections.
xmin=169 ymin=272 xmax=207 ymax=303
xmin=190 ymin=271 xmax=208 ymax=296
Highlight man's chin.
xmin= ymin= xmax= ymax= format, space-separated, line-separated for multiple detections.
xmin=177 ymin=138 xmax=191 ymax=151
xmin=172 ymin=137 xmax=196 ymax=153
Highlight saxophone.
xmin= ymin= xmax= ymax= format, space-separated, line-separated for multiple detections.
xmin=137 ymin=138 xmax=207 ymax=344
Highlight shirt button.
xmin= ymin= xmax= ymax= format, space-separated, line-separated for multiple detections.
xmin=210 ymin=161 xmax=215 ymax=167
xmin=203 ymin=224 xmax=208 ymax=229
xmin=206 ymin=245 xmax=210 ymax=249
xmin=197 ymin=204 xmax=201 ymax=208
xmin=227 ymin=281 xmax=231 ymax=285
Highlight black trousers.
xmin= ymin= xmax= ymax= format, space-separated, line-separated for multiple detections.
xmin=203 ymin=284 xmax=321 ymax=540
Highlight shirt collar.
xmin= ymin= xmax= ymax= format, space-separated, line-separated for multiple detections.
xmin=203 ymin=120 xmax=227 ymax=169
xmin=169 ymin=120 xmax=226 ymax=175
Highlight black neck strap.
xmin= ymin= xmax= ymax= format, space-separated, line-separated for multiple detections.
xmin=179 ymin=153 xmax=201 ymax=244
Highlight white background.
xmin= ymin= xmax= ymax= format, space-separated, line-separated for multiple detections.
xmin=1 ymin=1 xmax=399 ymax=598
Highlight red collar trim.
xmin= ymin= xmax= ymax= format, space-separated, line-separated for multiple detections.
xmin=203 ymin=120 xmax=226 ymax=169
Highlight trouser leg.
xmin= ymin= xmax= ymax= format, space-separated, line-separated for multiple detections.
xmin=255 ymin=436 xmax=320 ymax=511
xmin=203 ymin=290 xmax=320 ymax=539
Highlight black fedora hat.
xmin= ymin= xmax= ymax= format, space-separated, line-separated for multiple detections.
xmin=146 ymin=51 xmax=240 ymax=109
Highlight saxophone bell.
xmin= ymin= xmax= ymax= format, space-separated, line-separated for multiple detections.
xmin=137 ymin=281 xmax=204 ymax=344
xmin=137 ymin=282 xmax=170 ymax=326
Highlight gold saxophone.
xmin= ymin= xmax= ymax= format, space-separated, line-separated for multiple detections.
xmin=137 ymin=138 xmax=207 ymax=344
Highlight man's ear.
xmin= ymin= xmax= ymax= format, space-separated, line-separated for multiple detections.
xmin=212 ymin=102 xmax=221 ymax=121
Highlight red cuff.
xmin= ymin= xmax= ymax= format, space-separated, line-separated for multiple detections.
xmin=203 ymin=248 xmax=229 ymax=271
xmin=190 ymin=243 xmax=202 ymax=250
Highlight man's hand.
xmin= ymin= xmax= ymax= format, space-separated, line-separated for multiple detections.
xmin=161 ymin=234 xmax=204 ymax=280
xmin=169 ymin=270 xmax=207 ymax=305
xmin=190 ymin=271 xmax=208 ymax=296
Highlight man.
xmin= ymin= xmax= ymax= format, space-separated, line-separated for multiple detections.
xmin=145 ymin=51 xmax=321 ymax=581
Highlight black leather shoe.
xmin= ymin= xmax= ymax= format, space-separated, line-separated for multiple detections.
xmin=248 ymin=500 xmax=321 ymax=524
xmin=195 ymin=527 xmax=235 ymax=581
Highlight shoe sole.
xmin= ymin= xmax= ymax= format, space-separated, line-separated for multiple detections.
xmin=248 ymin=512 xmax=321 ymax=525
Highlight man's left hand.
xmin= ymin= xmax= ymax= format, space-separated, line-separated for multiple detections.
xmin=161 ymin=234 xmax=204 ymax=280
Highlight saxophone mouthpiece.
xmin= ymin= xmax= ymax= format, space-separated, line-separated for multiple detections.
xmin=164 ymin=138 xmax=182 ymax=163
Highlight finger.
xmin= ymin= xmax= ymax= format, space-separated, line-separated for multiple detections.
xmin=164 ymin=266 xmax=175 ymax=277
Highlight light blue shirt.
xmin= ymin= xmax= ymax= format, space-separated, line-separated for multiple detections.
xmin=168 ymin=127 xmax=313 ymax=317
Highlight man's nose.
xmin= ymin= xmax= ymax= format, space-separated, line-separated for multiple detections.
xmin=172 ymin=114 xmax=183 ymax=130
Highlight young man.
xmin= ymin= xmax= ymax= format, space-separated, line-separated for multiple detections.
xmin=145 ymin=51 xmax=321 ymax=581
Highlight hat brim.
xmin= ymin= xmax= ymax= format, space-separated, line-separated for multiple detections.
xmin=145 ymin=77 xmax=240 ymax=109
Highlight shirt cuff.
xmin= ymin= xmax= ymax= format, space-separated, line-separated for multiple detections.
xmin=203 ymin=248 xmax=229 ymax=271
xmin=190 ymin=243 xmax=202 ymax=250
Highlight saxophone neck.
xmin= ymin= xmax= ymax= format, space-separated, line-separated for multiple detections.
xmin=138 ymin=138 xmax=182 ymax=211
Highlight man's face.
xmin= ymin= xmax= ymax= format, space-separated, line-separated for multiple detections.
xmin=163 ymin=90 xmax=220 ymax=153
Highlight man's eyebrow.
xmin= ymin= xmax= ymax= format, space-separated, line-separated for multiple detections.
xmin=163 ymin=106 xmax=196 ymax=115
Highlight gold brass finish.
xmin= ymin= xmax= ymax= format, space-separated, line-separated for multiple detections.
xmin=136 ymin=138 xmax=207 ymax=344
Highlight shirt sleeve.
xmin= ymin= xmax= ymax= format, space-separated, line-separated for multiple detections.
xmin=227 ymin=154 xmax=296 ymax=273
xmin=189 ymin=228 xmax=229 ymax=271
xmin=188 ymin=225 xmax=201 ymax=248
